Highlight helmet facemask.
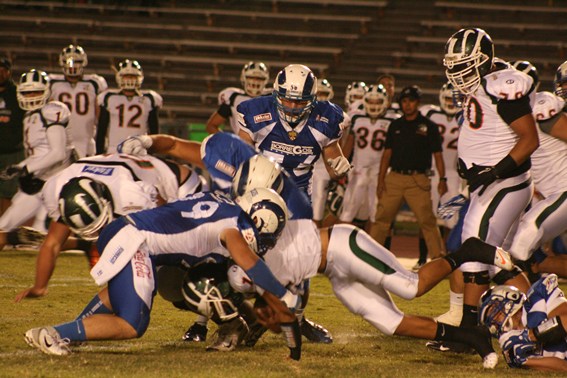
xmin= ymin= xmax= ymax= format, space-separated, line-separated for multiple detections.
xmin=59 ymin=45 xmax=87 ymax=78
xmin=240 ymin=61 xmax=269 ymax=97
xmin=479 ymin=285 xmax=525 ymax=337
xmin=182 ymin=278 xmax=240 ymax=323
xmin=439 ymin=83 xmax=460 ymax=115
xmin=316 ymin=78 xmax=334 ymax=101
xmin=273 ymin=64 xmax=317 ymax=126
xmin=17 ymin=70 xmax=51 ymax=111
xmin=554 ymin=61 xmax=567 ymax=100
xmin=116 ymin=60 xmax=144 ymax=91
xmin=363 ymin=85 xmax=388 ymax=118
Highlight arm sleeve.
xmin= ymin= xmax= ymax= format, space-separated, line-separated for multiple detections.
xmin=96 ymin=106 xmax=109 ymax=154
xmin=148 ymin=108 xmax=159 ymax=134
xmin=217 ymin=103 xmax=232 ymax=118
xmin=497 ymin=96 xmax=533 ymax=125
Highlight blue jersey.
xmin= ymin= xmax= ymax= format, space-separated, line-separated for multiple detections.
xmin=108 ymin=191 xmax=258 ymax=267
xmin=202 ymin=132 xmax=313 ymax=220
xmin=238 ymin=96 xmax=344 ymax=192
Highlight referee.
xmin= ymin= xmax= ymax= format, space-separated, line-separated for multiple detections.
xmin=368 ymin=85 xmax=447 ymax=259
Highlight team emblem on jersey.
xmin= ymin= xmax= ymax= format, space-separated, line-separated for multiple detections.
xmin=82 ymin=166 xmax=115 ymax=176
xmin=215 ymin=160 xmax=236 ymax=177
xmin=288 ymin=130 xmax=297 ymax=140
xmin=417 ymin=124 xmax=428 ymax=135
xmin=270 ymin=141 xmax=314 ymax=156
xmin=316 ymin=115 xmax=329 ymax=123
xmin=253 ymin=113 xmax=272 ymax=123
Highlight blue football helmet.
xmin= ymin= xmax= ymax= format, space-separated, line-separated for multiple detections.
xmin=479 ymin=285 xmax=526 ymax=337
xmin=273 ymin=64 xmax=317 ymax=125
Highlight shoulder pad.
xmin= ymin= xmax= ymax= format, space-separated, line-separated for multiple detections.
xmin=48 ymin=73 xmax=65 ymax=82
xmin=84 ymin=74 xmax=109 ymax=93
xmin=96 ymin=89 xmax=118 ymax=105
xmin=41 ymin=101 xmax=71 ymax=124
xmin=218 ymin=87 xmax=245 ymax=105
xmin=144 ymin=90 xmax=163 ymax=108
xmin=485 ymin=68 xmax=533 ymax=100
xmin=533 ymin=91 xmax=565 ymax=121
xmin=419 ymin=104 xmax=441 ymax=117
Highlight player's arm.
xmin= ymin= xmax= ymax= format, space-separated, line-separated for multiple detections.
xmin=541 ymin=112 xmax=567 ymax=142
xmin=507 ymin=113 xmax=540 ymax=164
xmin=96 ymin=105 xmax=110 ymax=154
xmin=148 ymin=134 xmax=204 ymax=169
xmin=238 ymin=129 xmax=254 ymax=145
xmin=148 ymin=107 xmax=159 ymax=134
xmin=523 ymin=357 xmax=567 ymax=372
xmin=322 ymin=141 xmax=350 ymax=180
xmin=205 ymin=111 xmax=227 ymax=134
xmin=22 ymin=125 xmax=68 ymax=174
xmin=15 ymin=221 xmax=71 ymax=302
xmin=433 ymin=151 xmax=447 ymax=196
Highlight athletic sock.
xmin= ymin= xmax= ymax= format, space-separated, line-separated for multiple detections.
xmin=461 ymin=304 xmax=479 ymax=327
xmin=54 ymin=319 xmax=87 ymax=342
xmin=76 ymin=294 xmax=112 ymax=320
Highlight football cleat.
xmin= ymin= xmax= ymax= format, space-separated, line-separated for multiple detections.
xmin=300 ymin=318 xmax=333 ymax=344
xmin=242 ymin=322 xmax=268 ymax=347
xmin=492 ymin=247 xmax=514 ymax=271
xmin=483 ymin=352 xmax=499 ymax=369
xmin=182 ymin=322 xmax=208 ymax=342
xmin=25 ymin=326 xmax=71 ymax=356
xmin=425 ymin=340 xmax=475 ymax=355
xmin=16 ymin=226 xmax=46 ymax=248
xmin=206 ymin=316 xmax=249 ymax=352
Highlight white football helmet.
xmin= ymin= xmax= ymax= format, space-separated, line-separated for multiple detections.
xmin=438 ymin=82 xmax=459 ymax=115
xmin=273 ymin=64 xmax=317 ymax=125
xmin=317 ymin=78 xmax=334 ymax=101
xmin=58 ymin=177 xmax=114 ymax=241
xmin=232 ymin=155 xmax=285 ymax=197
xmin=235 ymin=187 xmax=288 ymax=255
xmin=554 ymin=60 xmax=567 ymax=100
xmin=478 ymin=285 xmax=525 ymax=337
xmin=363 ymin=84 xmax=388 ymax=118
xmin=59 ymin=44 xmax=87 ymax=77
xmin=240 ymin=61 xmax=269 ymax=97
xmin=511 ymin=60 xmax=539 ymax=90
xmin=17 ymin=69 xmax=51 ymax=111
xmin=116 ymin=59 xmax=144 ymax=90
xmin=443 ymin=28 xmax=494 ymax=95
xmin=344 ymin=81 xmax=368 ymax=107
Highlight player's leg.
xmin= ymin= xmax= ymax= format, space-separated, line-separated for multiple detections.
xmin=0 ymin=190 xmax=43 ymax=250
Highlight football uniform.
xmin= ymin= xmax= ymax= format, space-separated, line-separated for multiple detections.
xmin=509 ymin=92 xmax=567 ymax=261
xmin=238 ymin=96 xmax=344 ymax=195
xmin=0 ymin=101 xmax=73 ymax=231
xmin=420 ymin=104 xmax=463 ymax=228
xmin=215 ymin=87 xmax=270 ymax=134
xmin=340 ymin=112 xmax=399 ymax=223
xmin=458 ymin=66 xmax=536 ymax=274
xmin=49 ymin=73 xmax=108 ymax=157
xmin=96 ymin=89 xmax=162 ymax=154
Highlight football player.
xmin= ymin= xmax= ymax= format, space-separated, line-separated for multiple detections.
xmin=479 ymin=275 xmax=567 ymax=371
xmin=554 ymin=60 xmax=567 ymax=104
xmin=49 ymin=45 xmax=108 ymax=158
xmin=14 ymin=153 xmax=206 ymax=302
xmin=442 ymin=28 xmax=538 ymax=335
xmin=24 ymin=189 xmax=303 ymax=360
xmin=206 ymin=61 xmax=270 ymax=134
xmin=344 ymin=80 xmax=367 ymax=116
xmin=237 ymin=64 xmax=351 ymax=197
xmin=96 ymin=59 xmax=162 ymax=154
xmin=0 ymin=69 xmax=74 ymax=238
xmin=339 ymin=85 xmax=400 ymax=230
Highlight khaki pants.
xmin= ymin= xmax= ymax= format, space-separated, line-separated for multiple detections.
xmin=369 ymin=171 xmax=445 ymax=259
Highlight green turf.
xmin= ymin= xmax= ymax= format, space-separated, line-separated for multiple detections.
xmin=0 ymin=249 xmax=559 ymax=377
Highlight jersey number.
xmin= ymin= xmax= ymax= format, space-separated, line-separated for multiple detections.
xmin=116 ymin=104 xmax=143 ymax=128
xmin=437 ymin=124 xmax=459 ymax=150
xmin=356 ymin=127 xmax=386 ymax=151
xmin=59 ymin=92 xmax=89 ymax=115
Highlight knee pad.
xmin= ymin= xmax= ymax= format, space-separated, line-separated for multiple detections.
xmin=463 ymin=271 xmax=490 ymax=285
xmin=492 ymin=266 xmax=523 ymax=285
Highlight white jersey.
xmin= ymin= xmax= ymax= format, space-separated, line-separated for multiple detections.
xmin=22 ymin=101 xmax=74 ymax=180
xmin=458 ymin=67 xmax=535 ymax=168
xmin=49 ymin=73 xmax=108 ymax=157
xmin=349 ymin=113 xmax=397 ymax=168
xmin=97 ymin=89 xmax=163 ymax=153
xmin=531 ymin=91 xmax=567 ymax=197
xmin=216 ymin=87 xmax=265 ymax=134
xmin=42 ymin=156 xmax=159 ymax=222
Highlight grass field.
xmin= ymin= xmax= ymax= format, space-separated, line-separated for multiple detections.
xmin=0 ymin=248 xmax=560 ymax=377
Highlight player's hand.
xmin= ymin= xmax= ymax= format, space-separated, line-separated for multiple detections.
xmin=117 ymin=135 xmax=153 ymax=156
xmin=281 ymin=319 xmax=302 ymax=361
xmin=438 ymin=180 xmax=448 ymax=196
xmin=467 ymin=163 xmax=498 ymax=196
xmin=0 ymin=165 xmax=27 ymax=180
xmin=14 ymin=286 xmax=48 ymax=303
xmin=327 ymin=156 xmax=352 ymax=176
xmin=499 ymin=329 xmax=536 ymax=368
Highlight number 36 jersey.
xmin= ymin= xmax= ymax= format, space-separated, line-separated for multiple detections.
xmin=349 ymin=113 xmax=398 ymax=168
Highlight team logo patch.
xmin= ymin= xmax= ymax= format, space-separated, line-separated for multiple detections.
xmin=270 ymin=141 xmax=314 ymax=155
xmin=82 ymin=165 xmax=115 ymax=176
xmin=215 ymin=159 xmax=236 ymax=177
xmin=416 ymin=124 xmax=428 ymax=136
xmin=253 ymin=113 xmax=272 ymax=123
xmin=316 ymin=115 xmax=329 ymax=123
xmin=109 ymin=246 xmax=124 ymax=264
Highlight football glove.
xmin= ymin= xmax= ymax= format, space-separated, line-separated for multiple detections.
xmin=117 ymin=135 xmax=153 ymax=156
xmin=437 ymin=193 xmax=469 ymax=220
xmin=281 ymin=319 xmax=302 ymax=361
xmin=0 ymin=165 xmax=27 ymax=180
xmin=499 ymin=329 xmax=536 ymax=368
xmin=327 ymin=156 xmax=352 ymax=176
xmin=467 ymin=163 xmax=498 ymax=196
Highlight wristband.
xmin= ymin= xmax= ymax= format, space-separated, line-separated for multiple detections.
xmin=493 ymin=155 xmax=518 ymax=178
xmin=245 ymin=259 xmax=287 ymax=298
xmin=533 ymin=316 xmax=567 ymax=345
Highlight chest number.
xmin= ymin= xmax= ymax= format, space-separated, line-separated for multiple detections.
xmin=436 ymin=124 xmax=459 ymax=150
xmin=465 ymin=97 xmax=483 ymax=129
xmin=59 ymin=92 xmax=89 ymax=116
xmin=116 ymin=104 xmax=143 ymax=128
xmin=356 ymin=127 xmax=386 ymax=151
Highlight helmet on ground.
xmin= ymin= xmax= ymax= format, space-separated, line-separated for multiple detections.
xmin=240 ymin=61 xmax=269 ymax=97
xmin=273 ymin=64 xmax=317 ymax=125
xmin=345 ymin=81 xmax=368 ymax=107
xmin=59 ymin=44 xmax=87 ymax=77
xmin=317 ymin=78 xmax=334 ymax=101
xmin=17 ymin=69 xmax=51 ymax=111
xmin=232 ymin=155 xmax=285 ymax=197
xmin=439 ymin=82 xmax=460 ymax=115
xmin=116 ymin=59 xmax=143 ymax=90
xmin=554 ymin=60 xmax=567 ymax=100
xmin=363 ymin=84 xmax=388 ymax=118
xmin=235 ymin=187 xmax=288 ymax=255
xmin=478 ymin=285 xmax=525 ymax=337
xmin=443 ymin=28 xmax=494 ymax=95
xmin=58 ymin=177 xmax=114 ymax=241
